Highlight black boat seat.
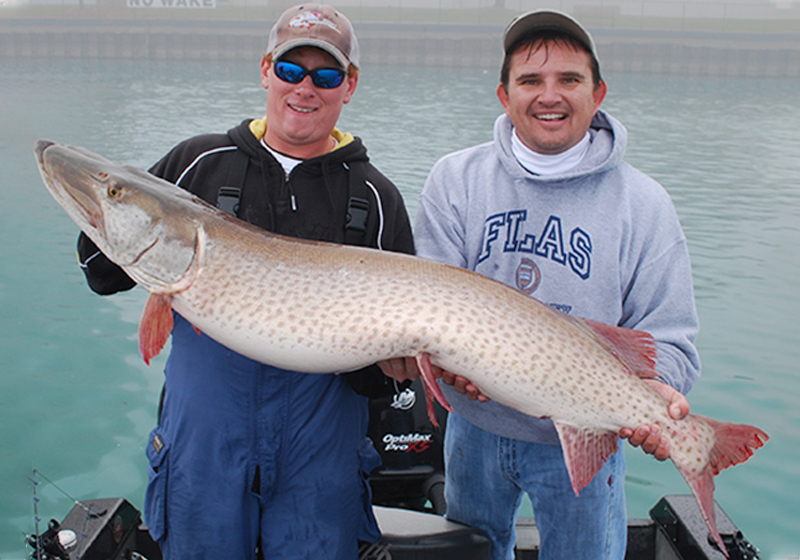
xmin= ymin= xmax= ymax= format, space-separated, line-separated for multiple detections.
xmin=371 ymin=506 xmax=490 ymax=560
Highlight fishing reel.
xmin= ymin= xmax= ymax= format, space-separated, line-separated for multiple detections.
xmin=26 ymin=518 xmax=76 ymax=560
xmin=715 ymin=530 xmax=762 ymax=560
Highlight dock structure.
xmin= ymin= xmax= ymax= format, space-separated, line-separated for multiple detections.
xmin=1 ymin=14 xmax=799 ymax=77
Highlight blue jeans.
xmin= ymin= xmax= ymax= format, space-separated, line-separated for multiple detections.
xmin=444 ymin=412 xmax=627 ymax=560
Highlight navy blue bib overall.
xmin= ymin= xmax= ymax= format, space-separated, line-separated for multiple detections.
xmin=144 ymin=314 xmax=380 ymax=559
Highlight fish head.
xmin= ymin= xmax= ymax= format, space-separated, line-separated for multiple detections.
xmin=35 ymin=140 xmax=201 ymax=293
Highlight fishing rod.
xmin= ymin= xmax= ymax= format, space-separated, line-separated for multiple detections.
xmin=26 ymin=469 xmax=98 ymax=560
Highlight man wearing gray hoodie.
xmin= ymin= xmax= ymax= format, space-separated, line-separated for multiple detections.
xmin=414 ymin=10 xmax=701 ymax=560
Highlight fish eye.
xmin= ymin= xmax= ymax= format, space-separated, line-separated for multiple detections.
xmin=108 ymin=185 xmax=122 ymax=198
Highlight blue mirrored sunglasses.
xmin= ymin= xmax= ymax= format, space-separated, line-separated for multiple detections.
xmin=274 ymin=60 xmax=347 ymax=89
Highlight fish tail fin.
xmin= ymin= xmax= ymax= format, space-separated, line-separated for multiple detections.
xmin=701 ymin=415 xmax=769 ymax=475
xmin=415 ymin=353 xmax=452 ymax=428
xmin=139 ymin=293 xmax=174 ymax=365
xmin=676 ymin=415 xmax=768 ymax=558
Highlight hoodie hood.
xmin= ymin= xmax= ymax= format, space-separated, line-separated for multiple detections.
xmin=494 ymin=109 xmax=627 ymax=183
xmin=226 ymin=118 xmax=369 ymax=172
xmin=246 ymin=116 xmax=356 ymax=151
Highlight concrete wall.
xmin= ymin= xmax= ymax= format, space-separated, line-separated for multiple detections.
xmin=2 ymin=20 xmax=799 ymax=77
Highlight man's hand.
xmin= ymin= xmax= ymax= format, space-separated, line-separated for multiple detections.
xmin=377 ymin=356 xmax=490 ymax=402
xmin=439 ymin=369 xmax=490 ymax=402
xmin=377 ymin=357 xmax=421 ymax=382
xmin=619 ymin=380 xmax=690 ymax=461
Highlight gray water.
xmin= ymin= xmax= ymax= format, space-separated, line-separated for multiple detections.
xmin=1 ymin=58 xmax=799 ymax=559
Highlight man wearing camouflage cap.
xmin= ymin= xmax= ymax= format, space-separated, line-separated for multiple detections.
xmin=77 ymin=4 xmax=415 ymax=558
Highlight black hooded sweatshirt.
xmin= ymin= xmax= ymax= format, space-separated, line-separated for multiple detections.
xmin=78 ymin=118 xmax=415 ymax=396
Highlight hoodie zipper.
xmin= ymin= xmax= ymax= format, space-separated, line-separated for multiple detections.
xmin=285 ymin=171 xmax=297 ymax=212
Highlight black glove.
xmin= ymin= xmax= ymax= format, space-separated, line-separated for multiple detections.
xmin=77 ymin=233 xmax=136 ymax=295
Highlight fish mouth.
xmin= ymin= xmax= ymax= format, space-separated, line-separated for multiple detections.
xmin=34 ymin=139 xmax=103 ymax=231
xmin=34 ymin=139 xmax=55 ymax=168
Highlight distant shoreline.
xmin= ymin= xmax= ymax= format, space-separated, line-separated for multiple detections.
xmin=2 ymin=11 xmax=799 ymax=77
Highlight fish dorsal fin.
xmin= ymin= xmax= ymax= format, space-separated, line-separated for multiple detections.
xmin=580 ymin=318 xmax=658 ymax=380
xmin=554 ymin=422 xmax=619 ymax=495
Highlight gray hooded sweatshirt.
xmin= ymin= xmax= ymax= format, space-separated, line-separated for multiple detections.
xmin=414 ymin=111 xmax=701 ymax=444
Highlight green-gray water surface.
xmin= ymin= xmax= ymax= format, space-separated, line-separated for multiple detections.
xmin=1 ymin=58 xmax=798 ymax=559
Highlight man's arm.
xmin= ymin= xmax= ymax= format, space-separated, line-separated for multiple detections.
xmin=618 ymin=209 xmax=701 ymax=460
xmin=77 ymin=233 xmax=136 ymax=295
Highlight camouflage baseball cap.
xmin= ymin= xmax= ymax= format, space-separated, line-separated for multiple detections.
xmin=267 ymin=4 xmax=360 ymax=69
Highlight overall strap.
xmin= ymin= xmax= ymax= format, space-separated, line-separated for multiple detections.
xmin=345 ymin=161 xmax=379 ymax=248
xmin=217 ymin=149 xmax=250 ymax=217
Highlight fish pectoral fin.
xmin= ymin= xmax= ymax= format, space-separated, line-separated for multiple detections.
xmin=138 ymin=293 xmax=174 ymax=365
xmin=415 ymin=353 xmax=452 ymax=428
xmin=554 ymin=422 xmax=619 ymax=496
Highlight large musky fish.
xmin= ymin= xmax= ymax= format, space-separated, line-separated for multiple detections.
xmin=35 ymin=140 xmax=767 ymax=556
